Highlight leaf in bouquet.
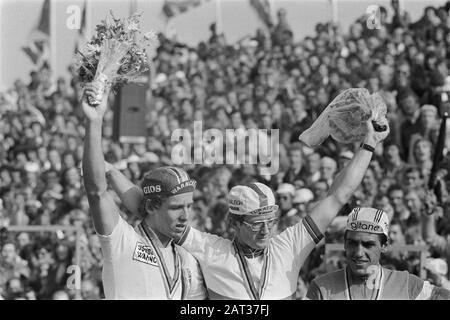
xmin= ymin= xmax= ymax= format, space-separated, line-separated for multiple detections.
xmin=95 ymin=22 xmax=108 ymax=34
xmin=96 ymin=38 xmax=132 ymax=78
xmin=81 ymin=54 xmax=95 ymax=67
xmin=107 ymin=10 xmax=120 ymax=28
xmin=74 ymin=48 xmax=99 ymax=83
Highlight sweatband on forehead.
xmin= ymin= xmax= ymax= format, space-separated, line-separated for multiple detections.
xmin=142 ymin=179 xmax=197 ymax=198
xmin=141 ymin=166 xmax=197 ymax=199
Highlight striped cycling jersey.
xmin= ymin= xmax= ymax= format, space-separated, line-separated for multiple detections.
xmin=98 ymin=216 xmax=207 ymax=300
xmin=177 ymin=215 xmax=323 ymax=300
xmin=307 ymin=266 xmax=435 ymax=300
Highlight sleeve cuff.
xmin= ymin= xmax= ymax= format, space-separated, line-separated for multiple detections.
xmin=302 ymin=215 xmax=324 ymax=245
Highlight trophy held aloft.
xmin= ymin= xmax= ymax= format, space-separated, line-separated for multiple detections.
xmin=299 ymin=88 xmax=388 ymax=148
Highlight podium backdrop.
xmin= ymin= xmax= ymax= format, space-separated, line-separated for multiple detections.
xmin=113 ymin=81 xmax=148 ymax=144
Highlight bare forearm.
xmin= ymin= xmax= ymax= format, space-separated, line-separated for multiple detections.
xmin=83 ymin=120 xmax=107 ymax=195
xmin=82 ymin=119 xmax=120 ymax=235
xmin=309 ymin=147 xmax=373 ymax=233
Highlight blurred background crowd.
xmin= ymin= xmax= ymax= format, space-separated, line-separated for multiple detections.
xmin=1 ymin=0 xmax=450 ymax=299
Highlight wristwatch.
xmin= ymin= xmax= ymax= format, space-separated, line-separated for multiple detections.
xmin=360 ymin=142 xmax=375 ymax=153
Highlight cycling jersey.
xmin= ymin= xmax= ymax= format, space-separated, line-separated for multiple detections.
xmin=98 ymin=216 xmax=206 ymax=300
xmin=177 ymin=215 xmax=323 ymax=299
xmin=307 ymin=266 xmax=435 ymax=300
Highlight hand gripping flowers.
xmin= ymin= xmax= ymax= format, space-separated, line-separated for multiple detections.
xmin=75 ymin=12 xmax=159 ymax=106
xmin=299 ymin=88 xmax=388 ymax=147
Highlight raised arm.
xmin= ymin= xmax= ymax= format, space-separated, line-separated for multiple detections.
xmin=105 ymin=164 xmax=143 ymax=216
xmin=421 ymin=195 xmax=448 ymax=256
xmin=422 ymin=190 xmax=440 ymax=242
xmin=82 ymin=83 xmax=120 ymax=235
xmin=308 ymin=118 xmax=389 ymax=234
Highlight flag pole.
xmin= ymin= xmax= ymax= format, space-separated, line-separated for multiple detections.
xmin=0 ymin=3 xmax=3 ymax=89
xmin=215 ymin=0 xmax=223 ymax=34
xmin=329 ymin=0 xmax=338 ymax=25
xmin=428 ymin=110 xmax=448 ymax=191
xmin=86 ymin=0 xmax=92 ymax=40
xmin=50 ymin=0 xmax=57 ymax=83
xmin=129 ymin=0 xmax=137 ymax=15
xmin=268 ymin=0 xmax=275 ymax=24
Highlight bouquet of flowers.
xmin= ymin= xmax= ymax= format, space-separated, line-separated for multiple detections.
xmin=75 ymin=11 xmax=159 ymax=106
xmin=299 ymin=88 xmax=388 ymax=147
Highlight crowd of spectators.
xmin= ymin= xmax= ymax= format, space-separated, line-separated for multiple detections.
xmin=1 ymin=0 xmax=450 ymax=299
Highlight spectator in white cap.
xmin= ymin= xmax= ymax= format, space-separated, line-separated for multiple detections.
xmin=107 ymin=117 xmax=390 ymax=299
xmin=307 ymin=207 xmax=450 ymax=300
xmin=276 ymin=183 xmax=296 ymax=217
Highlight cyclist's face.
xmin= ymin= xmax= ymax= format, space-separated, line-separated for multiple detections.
xmin=153 ymin=193 xmax=193 ymax=241
xmin=345 ymin=231 xmax=385 ymax=277
xmin=236 ymin=214 xmax=277 ymax=250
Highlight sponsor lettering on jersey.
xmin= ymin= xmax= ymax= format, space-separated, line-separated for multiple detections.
xmin=133 ymin=242 xmax=158 ymax=266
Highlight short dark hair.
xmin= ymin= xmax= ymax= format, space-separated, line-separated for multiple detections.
xmin=396 ymin=88 xmax=419 ymax=106
xmin=288 ymin=143 xmax=303 ymax=155
xmin=388 ymin=184 xmax=404 ymax=195
xmin=404 ymin=166 xmax=424 ymax=179
xmin=229 ymin=213 xmax=244 ymax=223
xmin=384 ymin=142 xmax=405 ymax=161
xmin=142 ymin=194 xmax=169 ymax=215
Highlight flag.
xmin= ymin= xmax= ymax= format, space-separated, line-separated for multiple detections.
xmin=74 ymin=0 xmax=87 ymax=53
xmin=22 ymin=0 xmax=50 ymax=66
xmin=79 ymin=1 xmax=86 ymax=37
xmin=249 ymin=0 xmax=273 ymax=28
xmin=162 ymin=0 xmax=207 ymax=19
